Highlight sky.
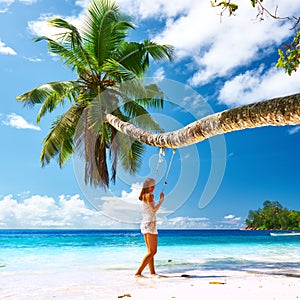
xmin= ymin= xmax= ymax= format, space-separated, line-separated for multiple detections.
xmin=0 ymin=0 xmax=300 ymax=229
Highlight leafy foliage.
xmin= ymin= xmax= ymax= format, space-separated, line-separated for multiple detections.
xmin=17 ymin=0 xmax=174 ymax=189
xmin=250 ymin=0 xmax=263 ymax=8
xmin=245 ymin=200 xmax=300 ymax=230
xmin=277 ymin=29 xmax=300 ymax=75
xmin=211 ymin=1 xmax=238 ymax=16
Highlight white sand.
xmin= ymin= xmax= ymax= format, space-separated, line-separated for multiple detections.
xmin=1 ymin=268 xmax=299 ymax=300
xmin=130 ymin=271 xmax=300 ymax=300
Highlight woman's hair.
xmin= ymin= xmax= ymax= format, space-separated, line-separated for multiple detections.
xmin=139 ymin=178 xmax=155 ymax=201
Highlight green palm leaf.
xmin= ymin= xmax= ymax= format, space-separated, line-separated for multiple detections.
xmin=118 ymin=134 xmax=144 ymax=173
xmin=41 ymin=103 xmax=86 ymax=167
xmin=82 ymin=0 xmax=133 ymax=68
xmin=135 ymin=84 xmax=165 ymax=109
xmin=121 ymin=102 xmax=163 ymax=132
xmin=35 ymin=28 xmax=96 ymax=75
xmin=47 ymin=18 xmax=82 ymax=46
xmin=115 ymin=40 xmax=174 ymax=77
xmin=17 ymin=81 xmax=80 ymax=122
xmin=142 ymin=40 xmax=174 ymax=62
xmin=102 ymin=57 xmax=140 ymax=81
xmin=16 ymin=81 xmax=79 ymax=104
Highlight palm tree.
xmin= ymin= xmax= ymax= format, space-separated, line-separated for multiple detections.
xmin=17 ymin=0 xmax=174 ymax=189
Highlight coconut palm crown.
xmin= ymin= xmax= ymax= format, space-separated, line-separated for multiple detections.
xmin=17 ymin=0 xmax=174 ymax=189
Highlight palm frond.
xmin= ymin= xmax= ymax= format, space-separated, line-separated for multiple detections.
xmin=48 ymin=17 xmax=100 ymax=71
xmin=17 ymin=81 xmax=80 ymax=122
xmin=85 ymin=93 xmax=106 ymax=135
xmin=92 ymin=133 xmax=109 ymax=188
xmin=41 ymin=103 xmax=86 ymax=167
xmin=35 ymin=20 xmax=97 ymax=74
xmin=102 ymin=58 xmax=139 ymax=81
xmin=111 ymin=82 xmax=165 ymax=126
xmin=36 ymin=82 xmax=82 ymax=123
xmin=142 ymin=40 xmax=174 ymax=62
xmin=114 ymin=41 xmax=174 ymax=77
xmin=17 ymin=81 xmax=79 ymax=105
xmin=117 ymin=133 xmax=144 ymax=173
xmin=35 ymin=36 xmax=80 ymax=69
xmin=74 ymin=106 xmax=112 ymax=189
xmin=47 ymin=18 xmax=82 ymax=46
xmin=114 ymin=78 xmax=149 ymax=102
xmin=82 ymin=0 xmax=134 ymax=68
xmin=109 ymin=127 xmax=118 ymax=183
xmin=134 ymin=84 xmax=165 ymax=109
xmin=121 ymin=102 xmax=163 ymax=132
xmin=114 ymin=42 xmax=149 ymax=77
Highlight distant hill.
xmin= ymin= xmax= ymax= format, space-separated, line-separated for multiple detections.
xmin=245 ymin=200 xmax=300 ymax=230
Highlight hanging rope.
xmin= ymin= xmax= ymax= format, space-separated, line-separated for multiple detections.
xmin=161 ymin=149 xmax=176 ymax=193
xmin=153 ymin=148 xmax=177 ymax=193
xmin=154 ymin=148 xmax=165 ymax=180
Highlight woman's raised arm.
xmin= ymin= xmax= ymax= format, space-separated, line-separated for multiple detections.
xmin=146 ymin=193 xmax=165 ymax=213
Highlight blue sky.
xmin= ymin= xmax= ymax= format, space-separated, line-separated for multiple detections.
xmin=0 ymin=0 xmax=300 ymax=229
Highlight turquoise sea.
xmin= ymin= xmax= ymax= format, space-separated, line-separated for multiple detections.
xmin=1 ymin=229 xmax=300 ymax=276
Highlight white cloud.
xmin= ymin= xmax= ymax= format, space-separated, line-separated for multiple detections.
xmin=24 ymin=56 xmax=43 ymax=62
xmin=0 ymin=192 xmax=244 ymax=229
xmin=0 ymin=40 xmax=16 ymax=55
xmin=27 ymin=14 xmax=63 ymax=38
xmin=118 ymin=0 xmax=195 ymax=20
xmin=159 ymin=216 xmax=211 ymax=229
xmin=0 ymin=194 xmax=122 ymax=229
xmin=221 ymin=214 xmax=243 ymax=227
xmin=153 ymin=0 xmax=293 ymax=86
xmin=0 ymin=0 xmax=37 ymax=9
xmin=0 ymin=0 xmax=14 ymax=4
xmin=152 ymin=67 xmax=165 ymax=83
xmin=0 ymin=0 xmax=37 ymax=4
xmin=98 ymin=182 xmax=172 ymax=223
xmin=17 ymin=190 xmax=31 ymax=197
xmin=218 ymin=66 xmax=300 ymax=106
xmin=86 ymin=182 xmax=241 ymax=229
xmin=19 ymin=0 xmax=37 ymax=4
xmin=2 ymin=113 xmax=41 ymax=130
xmin=224 ymin=214 xmax=235 ymax=220
xmin=0 ymin=193 xmax=179 ymax=229
xmin=288 ymin=125 xmax=300 ymax=135
xmin=99 ymin=183 xmax=143 ymax=223
xmin=75 ymin=0 xmax=89 ymax=8
xmin=152 ymin=2 xmax=217 ymax=59
xmin=75 ymin=0 xmax=194 ymax=19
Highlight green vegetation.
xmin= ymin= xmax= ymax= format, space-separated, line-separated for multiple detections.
xmin=17 ymin=0 xmax=173 ymax=189
xmin=245 ymin=200 xmax=300 ymax=230
xmin=212 ymin=0 xmax=300 ymax=75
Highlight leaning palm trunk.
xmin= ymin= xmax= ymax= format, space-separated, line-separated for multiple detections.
xmin=105 ymin=93 xmax=300 ymax=148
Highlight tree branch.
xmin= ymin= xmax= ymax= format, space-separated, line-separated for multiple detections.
xmin=105 ymin=93 xmax=300 ymax=148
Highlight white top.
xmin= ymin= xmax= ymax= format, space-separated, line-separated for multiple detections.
xmin=140 ymin=201 xmax=158 ymax=234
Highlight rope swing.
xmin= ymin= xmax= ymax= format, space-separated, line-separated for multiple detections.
xmin=155 ymin=148 xmax=177 ymax=193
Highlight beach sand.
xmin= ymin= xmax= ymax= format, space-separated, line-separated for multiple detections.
xmin=1 ymin=268 xmax=299 ymax=299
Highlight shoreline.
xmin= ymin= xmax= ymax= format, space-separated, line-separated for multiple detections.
xmin=1 ymin=268 xmax=299 ymax=299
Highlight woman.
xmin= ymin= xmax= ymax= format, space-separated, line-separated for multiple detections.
xmin=135 ymin=178 xmax=165 ymax=277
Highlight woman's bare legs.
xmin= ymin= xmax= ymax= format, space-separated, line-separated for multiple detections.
xmin=145 ymin=234 xmax=156 ymax=274
xmin=135 ymin=233 xmax=157 ymax=276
